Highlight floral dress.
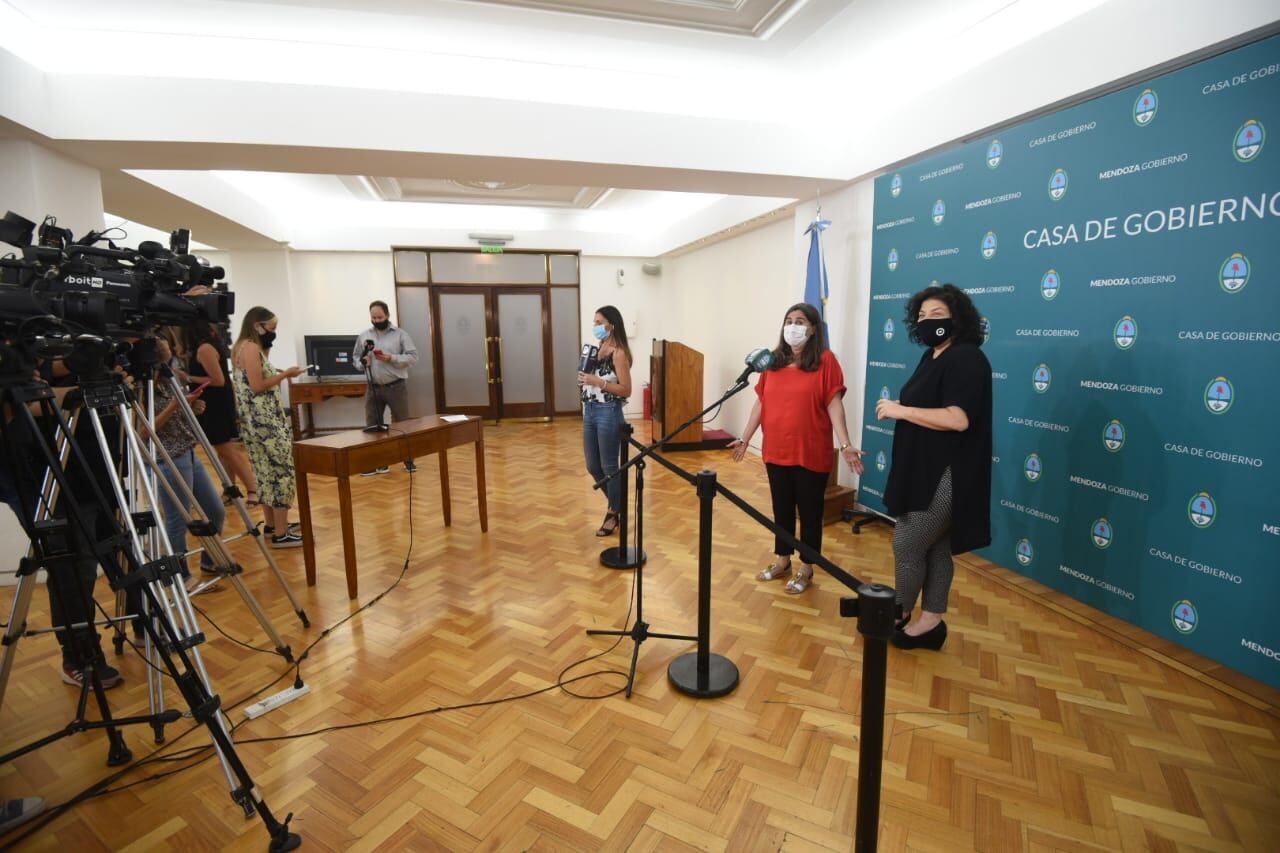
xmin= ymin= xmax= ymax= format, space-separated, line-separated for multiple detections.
xmin=233 ymin=353 xmax=296 ymax=508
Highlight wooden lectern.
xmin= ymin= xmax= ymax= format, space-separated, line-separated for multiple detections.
xmin=650 ymin=340 xmax=703 ymax=444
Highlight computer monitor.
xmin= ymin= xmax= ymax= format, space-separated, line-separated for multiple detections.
xmin=304 ymin=334 xmax=363 ymax=380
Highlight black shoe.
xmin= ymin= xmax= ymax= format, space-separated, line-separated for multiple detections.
xmin=61 ymin=662 xmax=123 ymax=689
xmin=894 ymin=610 xmax=911 ymax=632
xmin=891 ymin=620 xmax=947 ymax=651
xmin=404 ymin=460 xmax=417 ymax=473
xmin=271 ymin=532 xmax=304 ymax=549
xmin=360 ymin=467 xmax=390 ymax=477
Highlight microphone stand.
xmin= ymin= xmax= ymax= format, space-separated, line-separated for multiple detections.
xmin=585 ymin=375 xmax=753 ymax=696
xmin=361 ymin=341 xmax=388 ymax=434
xmin=595 ymin=371 xmax=898 ymax=850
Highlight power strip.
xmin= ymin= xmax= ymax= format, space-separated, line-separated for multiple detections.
xmin=243 ymin=683 xmax=311 ymax=720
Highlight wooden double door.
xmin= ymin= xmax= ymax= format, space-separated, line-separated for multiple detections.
xmin=430 ymin=286 xmax=553 ymax=419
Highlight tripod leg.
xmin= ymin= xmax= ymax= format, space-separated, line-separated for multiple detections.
xmin=0 ymin=562 xmax=40 ymax=711
xmin=128 ymin=398 xmax=294 ymax=660
xmin=8 ymin=380 xmax=299 ymax=846
xmin=161 ymin=373 xmax=309 ymax=627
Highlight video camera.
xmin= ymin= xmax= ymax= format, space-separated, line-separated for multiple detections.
xmin=0 ymin=210 xmax=234 ymax=338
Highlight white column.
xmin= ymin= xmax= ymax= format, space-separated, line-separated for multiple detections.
xmin=0 ymin=140 xmax=104 ymax=239
xmin=0 ymin=141 xmax=105 ymax=580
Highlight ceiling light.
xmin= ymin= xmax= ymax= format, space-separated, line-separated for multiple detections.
xmin=467 ymin=232 xmax=514 ymax=246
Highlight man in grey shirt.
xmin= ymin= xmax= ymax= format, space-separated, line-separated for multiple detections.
xmin=353 ymin=300 xmax=419 ymax=473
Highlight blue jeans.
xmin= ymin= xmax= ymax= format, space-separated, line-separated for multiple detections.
xmin=159 ymin=449 xmax=225 ymax=574
xmin=583 ymin=401 xmax=624 ymax=513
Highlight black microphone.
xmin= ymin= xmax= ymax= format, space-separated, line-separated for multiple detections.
xmin=578 ymin=343 xmax=599 ymax=374
xmin=734 ymin=348 xmax=774 ymax=385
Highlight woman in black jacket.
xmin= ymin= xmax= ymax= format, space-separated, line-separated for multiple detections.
xmin=877 ymin=284 xmax=992 ymax=651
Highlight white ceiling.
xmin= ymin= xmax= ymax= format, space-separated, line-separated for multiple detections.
xmin=0 ymin=0 xmax=1275 ymax=254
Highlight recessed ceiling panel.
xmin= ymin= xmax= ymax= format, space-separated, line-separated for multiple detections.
xmin=357 ymin=176 xmax=609 ymax=208
xmin=454 ymin=0 xmax=806 ymax=36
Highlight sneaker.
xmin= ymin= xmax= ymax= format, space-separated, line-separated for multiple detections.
xmin=61 ymin=663 xmax=123 ymax=690
xmin=360 ymin=467 xmax=391 ymax=476
xmin=271 ymin=532 xmax=304 ymax=549
xmin=185 ymin=575 xmax=219 ymax=596
xmin=404 ymin=460 xmax=417 ymax=473
xmin=0 ymin=797 xmax=47 ymax=833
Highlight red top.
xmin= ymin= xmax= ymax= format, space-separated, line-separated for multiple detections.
xmin=755 ymin=349 xmax=847 ymax=473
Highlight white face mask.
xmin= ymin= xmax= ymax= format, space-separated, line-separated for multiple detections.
xmin=783 ymin=323 xmax=809 ymax=347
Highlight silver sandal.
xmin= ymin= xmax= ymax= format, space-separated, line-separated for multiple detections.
xmin=757 ymin=561 xmax=791 ymax=581
xmin=784 ymin=565 xmax=813 ymax=594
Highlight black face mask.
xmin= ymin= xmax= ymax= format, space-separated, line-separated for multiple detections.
xmin=373 ymin=320 xmax=390 ymax=331
xmin=916 ymin=317 xmax=954 ymax=346
xmin=259 ymin=330 xmax=277 ymax=349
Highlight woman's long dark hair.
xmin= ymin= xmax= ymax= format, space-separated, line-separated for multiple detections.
xmin=769 ymin=302 xmax=826 ymax=371
xmin=596 ymin=305 xmax=631 ymax=362
xmin=904 ymin=284 xmax=983 ymax=346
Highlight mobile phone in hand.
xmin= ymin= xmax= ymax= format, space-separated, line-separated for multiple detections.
xmin=374 ymin=348 xmax=385 ymax=358
xmin=191 ymin=380 xmax=211 ymax=396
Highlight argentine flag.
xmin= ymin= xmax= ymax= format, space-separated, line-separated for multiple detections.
xmin=804 ymin=215 xmax=831 ymax=341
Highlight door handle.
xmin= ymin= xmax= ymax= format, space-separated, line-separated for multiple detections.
xmin=494 ymin=336 xmax=504 ymax=384
xmin=484 ymin=336 xmax=496 ymax=384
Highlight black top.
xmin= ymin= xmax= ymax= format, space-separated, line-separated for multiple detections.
xmin=883 ymin=341 xmax=992 ymax=554
xmin=188 ymin=336 xmax=238 ymax=444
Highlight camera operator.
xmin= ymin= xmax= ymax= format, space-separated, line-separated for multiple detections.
xmin=0 ymin=358 xmax=123 ymax=689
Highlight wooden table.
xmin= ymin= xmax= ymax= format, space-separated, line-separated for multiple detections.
xmin=287 ymin=377 xmax=368 ymax=439
xmin=293 ymin=415 xmax=488 ymax=599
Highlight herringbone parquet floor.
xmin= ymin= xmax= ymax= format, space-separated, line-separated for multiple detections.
xmin=1 ymin=420 xmax=1277 ymax=851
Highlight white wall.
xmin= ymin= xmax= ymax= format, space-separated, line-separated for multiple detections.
xmin=205 ymin=249 xmax=655 ymax=424
xmin=290 ymin=252 xmax=396 ymax=429
xmin=660 ymin=216 xmax=797 ymax=442
xmin=579 ymin=256 xmax=667 ymax=419
xmin=651 ymin=178 xmax=878 ymax=489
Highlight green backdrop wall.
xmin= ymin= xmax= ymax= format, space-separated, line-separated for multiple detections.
xmin=858 ymin=33 xmax=1280 ymax=688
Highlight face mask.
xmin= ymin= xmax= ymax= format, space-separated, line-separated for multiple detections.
xmin=259 ymin=329 xmax=277 ymax=349
xmin=373 ymin=320 xmax=390 ymax=331
xmin=592 ymin=324 xmax=608 ymax=341
xmin=916 ymin=317 xmax=954 ymax=345
xmin=782 ymin=323 xmax=809 ymax=347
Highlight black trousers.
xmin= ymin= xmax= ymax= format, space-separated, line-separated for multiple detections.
xmin=765 ymin=463 xmax=828 ymax=561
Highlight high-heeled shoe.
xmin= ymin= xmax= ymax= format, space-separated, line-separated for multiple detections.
xmin=595 ymin=511 xmax=620 ymax=537
xmin=891 ymin=620 xmax=947 ymax=651
xmin=895 ymin=611 xmax=911 ymax=631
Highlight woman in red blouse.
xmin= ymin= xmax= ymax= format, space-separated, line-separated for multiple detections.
xmin=730 ymin=303 xmax=864 ymax=594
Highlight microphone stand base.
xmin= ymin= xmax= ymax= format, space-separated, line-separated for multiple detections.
xmin=667 ymin=652 xmax=739 ymax=699
xmin=600 ymin=546 xmax=646 ymax=570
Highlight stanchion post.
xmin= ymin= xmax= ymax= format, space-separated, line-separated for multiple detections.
xmin=601 ymin=422 xmax=643 ymax=569
xmin=667 ymin=469 xmax=739 ymax=698
xmin=841 ymin=582 xmax=896 ymax=853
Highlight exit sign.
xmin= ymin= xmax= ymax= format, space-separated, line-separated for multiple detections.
xmin=480 ymin=245 xmax=504 ymax=254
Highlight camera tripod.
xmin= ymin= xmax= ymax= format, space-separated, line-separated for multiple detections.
xmin=1 ymin=358 xmax=308 ymax=736
xmin=0 ymin=356 xmax=300 ymax=850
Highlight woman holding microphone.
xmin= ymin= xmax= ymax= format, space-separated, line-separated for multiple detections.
xmin=731 ymin=303 xmax=863 ymax=594
xmin=578 ymin=306 xmax=632 ymax=537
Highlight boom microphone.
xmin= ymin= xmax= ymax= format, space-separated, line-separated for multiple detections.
xmin=734 ymin=347 xmax=774 ymax=385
